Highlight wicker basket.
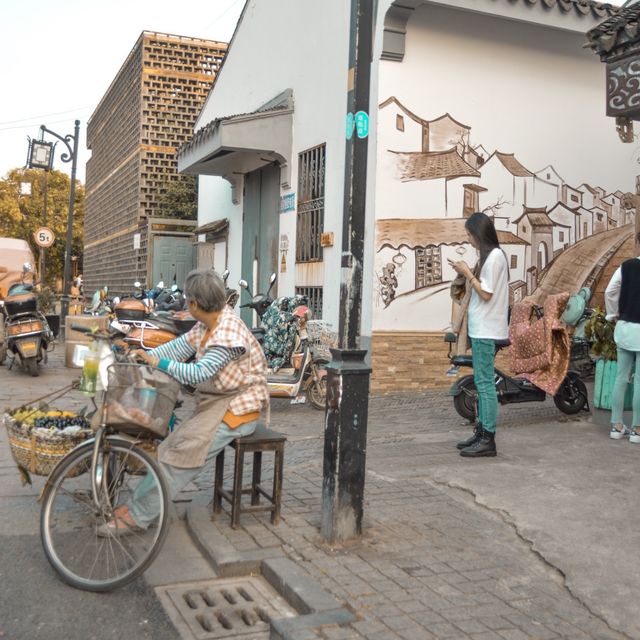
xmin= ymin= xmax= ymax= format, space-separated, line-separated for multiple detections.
xmin=3 ymin=413 xmax=92 ymax=476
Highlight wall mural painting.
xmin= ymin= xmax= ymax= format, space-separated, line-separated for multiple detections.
xmin=374 ymin=97 xmax=638 ymax=332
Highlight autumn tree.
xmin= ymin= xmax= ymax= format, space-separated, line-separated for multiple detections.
xmin=156 ymin=175 xmax=197 ymax=220
xmin=0 ymin=168 xmax=84 ymax=289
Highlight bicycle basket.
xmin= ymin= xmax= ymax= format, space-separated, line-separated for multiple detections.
xmin=104 ymin=363 xmax=181 ymax=437
xmin=306 ymin=320 xmax=337 ymax=360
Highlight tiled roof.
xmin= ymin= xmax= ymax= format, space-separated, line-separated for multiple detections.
xmin=513 ymin=207 xmax=555 ymax=227
xmin=391 ymin=148 xmax=480 ymax=181
xmin=491 ymin=152 xmax=534 ymax=177
xmin=586 ymin=4 xmax=640 ymax=56
xmin=520 ymin=0 xmax=619 ymax=20
xmin=376 ymin=218 xmax=528 ymax=250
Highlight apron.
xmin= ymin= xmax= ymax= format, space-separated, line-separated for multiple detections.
xmin=157 ymin=386 xmax=245 ymax=469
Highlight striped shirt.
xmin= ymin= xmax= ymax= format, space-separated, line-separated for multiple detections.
xmin=149 ymin=306 xmax=269 ymax=416
xmin=151 ymin=335 xmax=244 ymax=386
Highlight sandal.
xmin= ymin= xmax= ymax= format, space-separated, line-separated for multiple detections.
xmin=96 ymin=506 xmax=142 ymax=537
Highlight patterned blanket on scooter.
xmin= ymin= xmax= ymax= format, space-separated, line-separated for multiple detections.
xmin=261 ymin=295 xmax=308 ymax=371
xmin=509 ymin=292 xmax=570 ymax=396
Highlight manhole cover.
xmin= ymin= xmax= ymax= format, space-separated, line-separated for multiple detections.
xmin=156 ymin=577 xmax=296 ymax=639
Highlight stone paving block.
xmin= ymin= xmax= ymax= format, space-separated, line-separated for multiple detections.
xmin=453 ymin=618 xmax=492 ymax=634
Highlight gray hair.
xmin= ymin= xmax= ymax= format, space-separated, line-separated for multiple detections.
xmin=183 ymin=269 xmax=226 ymax=312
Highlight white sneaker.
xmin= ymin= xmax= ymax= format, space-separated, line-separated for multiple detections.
xmin=610 ymin=425 xmax=630 ymax=440
xmin=629 ymin=430 xmax=640 ymax=444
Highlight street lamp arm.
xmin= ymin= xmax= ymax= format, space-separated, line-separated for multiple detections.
xmin=39 ymin=121 xmax=79 ymax=164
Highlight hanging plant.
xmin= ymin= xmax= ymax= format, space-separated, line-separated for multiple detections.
xmin=583 ymin=306 xmax=617 ymax=361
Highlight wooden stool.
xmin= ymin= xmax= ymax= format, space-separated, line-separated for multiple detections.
xmin=213 ymin=423 xmax=287 ymax=529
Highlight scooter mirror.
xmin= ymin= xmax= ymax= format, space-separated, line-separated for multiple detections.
xmin=269 ymin=272 xmax=277 ymax=285
xmin=134 ymin=281 xmax=141 ymax=288
xmin=22 ymin=262 xmax=33 ymax=273
xmin=221 ymin=269 xmax=230 ymax=282
xmin=157 ymin=281 xmax=165 ymax=289
xmin=171 ymin=284 xmax=178 ymax=292
xmin=238 ymin=280 xmax=248 ymax=289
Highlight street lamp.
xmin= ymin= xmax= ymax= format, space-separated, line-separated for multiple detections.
xmin=31 ymin=121 xmax=80 ymax=340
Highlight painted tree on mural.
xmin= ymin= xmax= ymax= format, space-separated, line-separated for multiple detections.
xmin=0 ymin=168 xmax=84 ymax=288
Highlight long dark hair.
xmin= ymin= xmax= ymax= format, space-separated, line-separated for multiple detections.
xmin=465 ymin=212 xmax=501 ymax=273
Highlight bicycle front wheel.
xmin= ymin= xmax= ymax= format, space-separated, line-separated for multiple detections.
xmin=40 ymin=437 xmax=169 ymax=592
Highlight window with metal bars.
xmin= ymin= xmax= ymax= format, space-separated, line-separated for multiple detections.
xmin=296 ymin=286 xmax=323 ymax=319
xmin=296 ymin=144 xmax=325 ymax=262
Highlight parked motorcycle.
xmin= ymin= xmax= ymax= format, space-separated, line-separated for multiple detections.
xmin=260 ymin=295 xmax=328 ymax=410
xmin=85 ymin=286 xmax=116 ymax=316
xmin=446 ymin=297 xmax=590 ymax=422
xmin=238 ymin=272 xmax=278 ymax=343
xmin=2 ymin=263 xmax=54 ymax=377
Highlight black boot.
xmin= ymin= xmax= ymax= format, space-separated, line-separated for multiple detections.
xmin=456 ymin=422 xmax=482 ymax=450
xmin=460 ymin=427 xmax=496 ymax=457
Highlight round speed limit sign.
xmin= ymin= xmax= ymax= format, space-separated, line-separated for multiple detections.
xmin=34 ymin=227 xmax=55 ymax=248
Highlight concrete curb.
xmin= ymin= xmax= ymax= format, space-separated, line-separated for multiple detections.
xmin=186 ymin=504 xmax=357 ymax=638
xmin=186 ymin=503 xmax=284 ymax=577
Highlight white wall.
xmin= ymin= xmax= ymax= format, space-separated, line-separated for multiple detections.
xmin=373 ymin=2 xmax=637 ymax=332
xmin=195 ymin=0 xmax=351 ymax=334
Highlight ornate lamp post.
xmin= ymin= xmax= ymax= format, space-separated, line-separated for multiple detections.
xmin=32 ymin=121 xmax=80 ymax=338
xmin=27 ymin=139 xmax=55 ymax=282
xmin=587 ymin=4 xmax=640 ymax=249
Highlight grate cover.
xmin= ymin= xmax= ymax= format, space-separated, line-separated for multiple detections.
xmin=156 ymin=577 xmax=296 ymax=640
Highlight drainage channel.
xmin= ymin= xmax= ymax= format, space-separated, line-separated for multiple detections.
xmin=156 ymin=577 xmax=297 ymax=639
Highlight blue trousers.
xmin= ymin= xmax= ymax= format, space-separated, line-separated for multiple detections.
xmin=471 ymin=338 xmax=498 ymax=433
xmin=611 ymin=347 xmax=640 ymax=428
xmin=129 ymin=420 xmax=258 ymax=528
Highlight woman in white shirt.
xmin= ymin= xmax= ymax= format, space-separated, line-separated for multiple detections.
xmin=449 ymin=212 xmax=509 ymax=457
xmin=604 ymin=234 xmax=640 ymax=442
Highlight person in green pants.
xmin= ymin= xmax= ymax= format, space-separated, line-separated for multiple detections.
xmin=605 ymin=232 xmax=640 ymax=442
xmin=449 ymin=212 xmax=509 ymax=457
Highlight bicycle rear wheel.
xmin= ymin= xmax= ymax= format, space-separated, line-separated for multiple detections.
xmin=40 ymin=436 xmax=169 ymax=592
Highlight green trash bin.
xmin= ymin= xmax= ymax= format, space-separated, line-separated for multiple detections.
xmin=593 ymin=359 xmax=633 ymax=411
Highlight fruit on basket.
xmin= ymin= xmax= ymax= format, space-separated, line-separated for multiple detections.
xmin=3 ymin=406 xmax=93 ymax=478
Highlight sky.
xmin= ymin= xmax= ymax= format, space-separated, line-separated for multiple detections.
xmin=0 ymin=0 xmax=629 ymax=184
xmin=0 ymin=0 xmax=246 ymax=183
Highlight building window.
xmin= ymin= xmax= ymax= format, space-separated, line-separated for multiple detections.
xmin=296 ymin=286 xmax=323 ymax=319
xmin=510 ymin=254 xmax=518 ymax=269
xmin=296 ymin=144 xmax=325 ymax=263
xmin=571 ymin=194 xmax=579 ymax=203
xmin=415 ymin=246 xmax=442 ymax=288
xmin=559 ymin=231 xmax=564 ymax=242
xmin=396 ymin=114 xmax=404 ymax=132
xmin=584 ymin=222 xmax=588 ymax=237
xmin=522 ymin=225 xmax=527 ymax=233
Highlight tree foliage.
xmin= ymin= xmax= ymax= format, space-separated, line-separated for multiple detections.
xmin=156 ymin=175 xmax=197 ymax=220
xmin=0 ymin=168 xmax=84 ymax=289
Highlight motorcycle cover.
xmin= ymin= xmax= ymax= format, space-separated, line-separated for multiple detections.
xmin=261 ymin=295 xmax=308 ymax=371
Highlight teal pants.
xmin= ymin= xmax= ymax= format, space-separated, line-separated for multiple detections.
xmin=471 ymin=338 xmax=498 ymax=433
xmin=611 ymin=347 xmax=640 ymax=428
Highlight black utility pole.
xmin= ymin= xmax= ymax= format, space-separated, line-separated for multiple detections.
xmin=321 ymin=0 xmax=374 ymax=544
xmin=39 ymin=120 xmax=80 ymax=340
xmin=40 ymin=169 xmax=49 ymax=283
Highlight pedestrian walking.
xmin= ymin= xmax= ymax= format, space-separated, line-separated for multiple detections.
xmin=448 ymin=212 xmax=509 ymax=457
xmin=605 ymin=232 xmax=640 ymax=442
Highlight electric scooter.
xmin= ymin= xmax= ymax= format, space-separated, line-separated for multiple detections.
xmin=446 ymin=332 xmax=589 ymax=422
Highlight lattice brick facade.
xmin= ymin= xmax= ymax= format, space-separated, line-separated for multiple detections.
xmin=84 ymin=31 xmax=226 ymax=294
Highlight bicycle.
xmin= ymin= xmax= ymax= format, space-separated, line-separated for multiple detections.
xmin=39 ymin=362 xmax=180 ymax=592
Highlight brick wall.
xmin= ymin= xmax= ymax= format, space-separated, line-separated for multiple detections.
xmin=370 ymin=331 xmax=513 ymax=394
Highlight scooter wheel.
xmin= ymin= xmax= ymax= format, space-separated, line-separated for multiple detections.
xmin=307 ymin=375 xmax=327 ymax=410
xmin=453 ymin=376 xmax=477 ymax=422
xmin=26 ymin=357 xmax=39 ymax=377
xmin=553 ymin=372 xmax=588 ymax=415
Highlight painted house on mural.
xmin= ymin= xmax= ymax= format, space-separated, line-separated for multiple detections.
xmin=177 ymin=0 xmax=637 ymax=393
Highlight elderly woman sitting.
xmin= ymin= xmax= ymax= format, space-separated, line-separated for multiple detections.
xmin=100 ymin=269 xmax=269 ymax=535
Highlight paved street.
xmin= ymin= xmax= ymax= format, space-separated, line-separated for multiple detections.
xmin=0 ymin=344 xmax=637 ymax=639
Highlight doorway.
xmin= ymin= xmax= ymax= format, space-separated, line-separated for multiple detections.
xmin=241 ymin=164 xmax=280 ymax=326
